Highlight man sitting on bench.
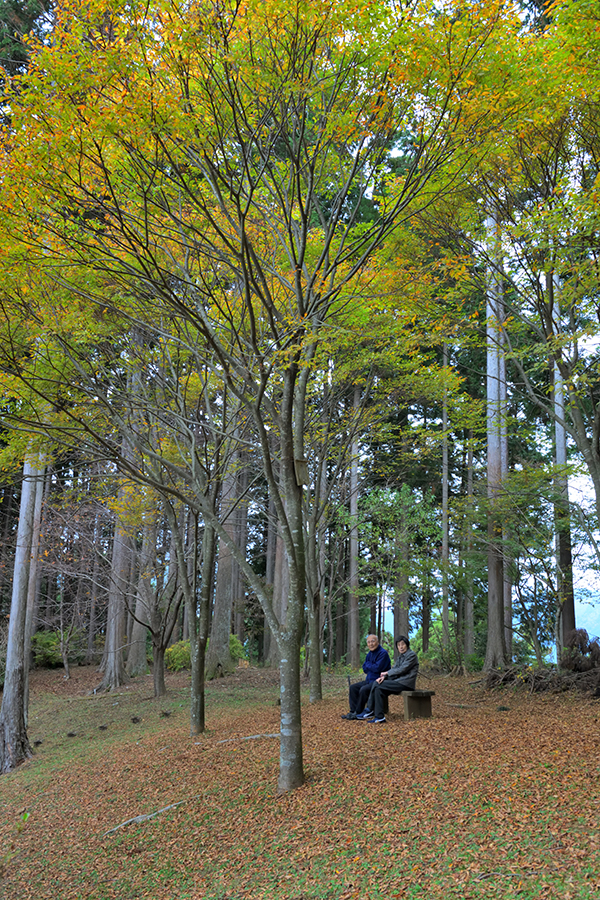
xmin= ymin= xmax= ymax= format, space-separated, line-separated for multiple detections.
xmin=341 ymin=634 xmax=391 ymax=720
xmin=357 ymin=635 xmax=419 ymax=725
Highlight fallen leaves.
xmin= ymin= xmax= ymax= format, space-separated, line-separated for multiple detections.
xmin=1 ymin=669 xmax=599 ymax=899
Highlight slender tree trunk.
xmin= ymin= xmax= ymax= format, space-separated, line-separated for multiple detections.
xmin=233 ymin=462 xmax=248 ymax=643
xmin=270 ymin=528 xmax=288 ymax=666
xmin=23 ymin=457 xmax=45 ymax=722
xmin=442 ymin=344 xmax=450 ymax=649
xmin=189 ymin=519 xmax=216 ymax=735
xmin=551 ymin=279 xmax=576 ymax=649
xmin=126 ymin=521 xmax=156 ymax=677
xmin=305 ymin=508 xmax=323 ymax=702
xmin=0 ymin=456 xmax=42 ymax=773
xmin=422 ymin=571 xmax=431 ymax=653
xmin=347 ymin=386 xmax=361 ymax=669
xmin=500 ymin=351 xmax=512 ymax=661
xmin=484 ymin=213 xmax=506 ymax=670
xmin=304 ymin=448 xmax=327 ymax=702
xmin=464 ymin=433 xmax=475 ymax=659
xmin=263 ymin=493 xmax=277 ymax=666
xmin=206 ymin=453 xmax=238 ymax=679
xmin=86 ymin=514 xmax=102 ymax=665
xmin=394 ymin=529 xmax=410 ymax=637
xmin=335 ymin=594 xmax=346 ymax=662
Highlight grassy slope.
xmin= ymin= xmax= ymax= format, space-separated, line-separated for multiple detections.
xmin=0 ymin=666 xmax=599 ymax=900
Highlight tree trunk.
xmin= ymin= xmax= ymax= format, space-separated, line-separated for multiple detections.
xmin=552 ymin=280 xmax=576 ymax=649
xmin=86 ymin=514 xmax=102 ymax=665
xmin=275 ymin=411 xmax=305 ymax=791
xmin=305 ymin=447 xmax=326 ymax=702
xmin=464 ymin=433 xmax=475 ymax=659
xmin=152 ymin=645 xmax=166 ymax=697
xmin=180 ymin=507 xmax=217 ymax=736
xmin=347 ymin=386 xmax=360 ymax=669
xmin=233 ymin=461 xmax=248 ymax=644
xmin=206 ymin=452 xmax=238 ymax=679
xmin=262 ymin=493 xmax=278 ymax=666
xmin=335 ymin=594 xmax=346 ymax=662
xmin=0 ymin=457 xmax=41 ymax=773
xmin=422 ymin=571 xmax=431 ymax=653
xmin=305 ymin=520 xmax=323 ymax=701
xmin=23 ymin=457 xmax=45 ymax=721
xmin=269 ymin=528 xmax=288 ymax=666
xmin=96 ymin=517 xmax=130 ymax=691
xmin=441 ymin=344 xmax=450 ymax=649
xmin=484 ymin=213 xmax=506 ymax=670
xmin=126 ymin=521 xmax=156 ymax=677
xmin=277 ymin=631 xmax=303 ymax=792
xmin=500 ymin=349 xmax=512 ymax=661
xmin=394 ymin=530 xmax=410 ymax=638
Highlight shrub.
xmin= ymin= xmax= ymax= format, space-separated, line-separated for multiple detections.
xmin=30 ymin=629 xmax=88 ymax=668
xmin=164 ymin=634 xmax=247 ymax=672
xmin=164 ymin=639 xmax=191 ymax=672
xmin=31 ymin=631 xmax=62 ymax=668
xmin=465 ymin=653 xmax=484 ymax=673
xmin=229 ymin=633 xmax=246 ymax=663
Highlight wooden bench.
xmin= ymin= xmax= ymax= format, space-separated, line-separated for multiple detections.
xmin=381 ymin=689 xmax=435 ymax=720
xmin=401 ymin=690 xmax=435 ymax=720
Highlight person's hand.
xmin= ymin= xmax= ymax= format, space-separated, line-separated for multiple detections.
xmin=377 ymin=675 xmax=385 ymax=683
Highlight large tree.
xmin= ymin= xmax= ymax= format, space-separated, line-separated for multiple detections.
xmin=0 ymin=0 xmax=523 ymax=786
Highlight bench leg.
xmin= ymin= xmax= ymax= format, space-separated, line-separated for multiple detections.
xmin=403 ymin=694 xmax=432 ymax=720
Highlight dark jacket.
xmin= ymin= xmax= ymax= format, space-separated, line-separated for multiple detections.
xmin=385 ymin=649 xmax=419 ymax=689
xmin=362 ymin=645 xmax=392 ymax=682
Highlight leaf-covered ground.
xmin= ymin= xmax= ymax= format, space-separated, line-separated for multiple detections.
xmin=1 ymin=666 xmax=598 ymax=900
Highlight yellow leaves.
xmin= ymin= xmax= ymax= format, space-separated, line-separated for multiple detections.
xmin=108 ymin=480 xmax=156 ymax=529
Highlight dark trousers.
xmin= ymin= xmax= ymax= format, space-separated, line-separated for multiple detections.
xmin=368 ymin=679 xmax=414 ymax=718
xmin=349 ymin=680 xmax=373 ymax=714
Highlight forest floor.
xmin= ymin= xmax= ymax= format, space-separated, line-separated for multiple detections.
xmin=0 ymin=665 xmax=598 ymax=900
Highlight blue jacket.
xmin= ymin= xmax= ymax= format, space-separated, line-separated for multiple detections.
xmin=362 ymin=645 xmax=392 ymax=682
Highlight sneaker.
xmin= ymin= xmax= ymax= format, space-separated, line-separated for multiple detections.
xmin=341 ymin=712 xmax=357 ymax=720
xmin=368 ymin=716 xmax=386 ymax=724
xmin=356 ymin=709 xmax=373 ymax=719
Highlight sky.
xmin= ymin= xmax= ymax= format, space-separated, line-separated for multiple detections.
xmin=570 ymin=475 xmax=600 ymax=639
